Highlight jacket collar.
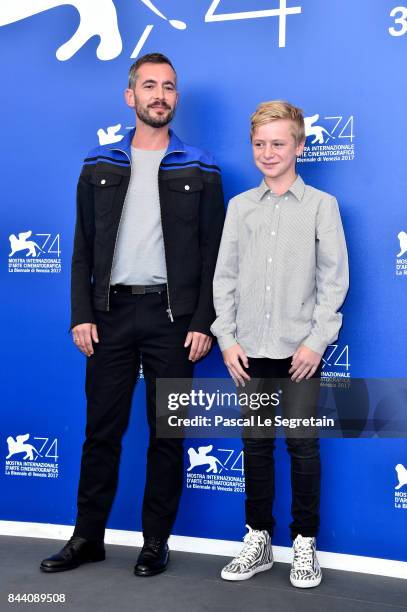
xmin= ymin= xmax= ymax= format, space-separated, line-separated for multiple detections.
xmin=107 ymin=127 xmax=185 ymax=159
xmin=257 ymin=174 xmax=306 ymax=202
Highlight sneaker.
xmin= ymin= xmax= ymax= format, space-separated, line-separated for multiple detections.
xmin=221 ymin=525 xmax=273 ymax=581
xmin=290 ymin=534 xmax=322 ymax=588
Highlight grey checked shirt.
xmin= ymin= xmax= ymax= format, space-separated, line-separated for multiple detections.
xmin=210 ymin=175 xmax=349 ymax=358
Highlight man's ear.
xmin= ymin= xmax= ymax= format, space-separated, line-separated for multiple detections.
xmin=124 ymin=88 xmax=135 ymax=109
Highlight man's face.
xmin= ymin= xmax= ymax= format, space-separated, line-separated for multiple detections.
xmin=252 ymin=119 xmax=305 ymax=183
xmin=126 ymin=62 xmax=178 ymax=128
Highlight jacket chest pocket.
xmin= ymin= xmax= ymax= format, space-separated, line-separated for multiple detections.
xmin=167 ymin=177 xmax=202 ymax=220
xmin=90 ymin=173 xmax=123 ymax=217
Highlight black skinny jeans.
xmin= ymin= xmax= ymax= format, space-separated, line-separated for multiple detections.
xmin=243 ymin=356 xmax=321 ymax=540
xmin=73 ymin=290 xmax=194 ymax=542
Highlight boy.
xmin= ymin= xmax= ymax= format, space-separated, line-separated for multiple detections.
xmin=211 ymin=101 xmax=349 ymax=587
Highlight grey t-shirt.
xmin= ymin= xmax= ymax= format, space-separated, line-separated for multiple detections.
xmin=110 ymin=146 xmax=167 ymax=285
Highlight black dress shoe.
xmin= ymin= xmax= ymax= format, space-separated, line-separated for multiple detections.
xmin=134 ymin=537 xmax=169 ymax=577
xmin=40 ymin=536 xmax=105 ymax=572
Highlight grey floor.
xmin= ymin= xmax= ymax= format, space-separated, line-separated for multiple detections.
xmin=1 ymin=536 xmax=406 ymax=612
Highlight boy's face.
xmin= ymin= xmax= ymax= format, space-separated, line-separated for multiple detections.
xmin=252 ymin=119 xmax=305 ymax=183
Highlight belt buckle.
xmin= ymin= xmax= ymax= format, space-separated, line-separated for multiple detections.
xmin=131 ymin=285 xmax=146 ymax=295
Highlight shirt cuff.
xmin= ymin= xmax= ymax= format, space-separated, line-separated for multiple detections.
xmin=301 ymin=335 xmax=327 ymax=357
xmin=217 ymin=334 xmax=238 ymax=352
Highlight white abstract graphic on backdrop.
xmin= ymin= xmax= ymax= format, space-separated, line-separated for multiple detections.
xmin=0 ymin=0 xmax=122 ymax=60
xmin=0 ymin=1 xmax=301 ymax=60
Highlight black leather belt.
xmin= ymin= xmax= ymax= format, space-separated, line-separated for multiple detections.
xmin=110 ymin=284 xmax=167 ymax=295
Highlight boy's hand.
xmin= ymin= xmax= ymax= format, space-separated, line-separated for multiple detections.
xmin=222 ymin=344 xmax=251 ymax=387
xmin=289 ymin=345 xmax=321 ymax=382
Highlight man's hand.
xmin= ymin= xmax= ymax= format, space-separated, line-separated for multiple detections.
xmin=289 ymin=345 xmax=321 ymax=382
xmin=184 ymin=332 xmax=212 ymax=362
xmin=72 ymin=323 xmax=99 ymax=357
xmin=222 ymin=344 xmax=251 ymax=387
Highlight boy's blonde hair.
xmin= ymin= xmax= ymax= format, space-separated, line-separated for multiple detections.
xmin=250 ymin=100 xmax=305 ymax=144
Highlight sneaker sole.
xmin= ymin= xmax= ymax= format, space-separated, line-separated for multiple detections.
xmin=221 ymin=561 xmax=274 ymax=581
xmin=290 ymin=574 xmax=322 ymax=588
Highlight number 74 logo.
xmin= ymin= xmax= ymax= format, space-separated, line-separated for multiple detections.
xmin=36 ymin=234 xmax=61 ymax=257
xmin=322 ymin=345 xmax=350 ymax=370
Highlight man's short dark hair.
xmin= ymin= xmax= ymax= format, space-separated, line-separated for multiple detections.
xmin=128 ymin=53 xmax=176 ymax=89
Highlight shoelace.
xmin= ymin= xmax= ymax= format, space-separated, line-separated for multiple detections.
xmin=60 ymin=537 xmax=88 ymax=559
xmin=232 ymin=526 xmax=267 ymax=567
xmin=143 ymin=537 xmax=164 ymax=553
xmin=293 ymin=537 xmax=314 ymax=570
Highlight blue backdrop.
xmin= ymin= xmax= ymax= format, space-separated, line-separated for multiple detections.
xmin=1 ymin=0 xmax=406 ymax=563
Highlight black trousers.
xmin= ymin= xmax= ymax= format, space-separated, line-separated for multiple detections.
xmin=243 ymin=357 xmax=321 ymax=540
xmin=73 ymin=290 xmax=194 ymax=541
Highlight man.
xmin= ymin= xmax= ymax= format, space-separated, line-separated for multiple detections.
xmin=41 ymin=53 xmax=225 ymax=576
xmin=211 ymin=101 xmax=348 ymax=587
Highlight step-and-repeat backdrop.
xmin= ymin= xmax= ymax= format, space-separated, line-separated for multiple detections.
xmin=1 ymin=1 xmax=406 ymax=563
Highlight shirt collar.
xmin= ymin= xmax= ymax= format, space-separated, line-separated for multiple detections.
xmin=257 ymin=175 xmax=305 ymax=202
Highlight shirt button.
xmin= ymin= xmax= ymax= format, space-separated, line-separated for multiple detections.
xmin=268 ymin=257 xmax=272 ymax=263
xmin=271 ymin=231 xmax=276 ymax=236
xmin=284 ymin=196 xmax=288 ymax=200
xmin=267 ymin=195 xmax=271 ymax=200
xmin=275 ymin=204 xmax=279 ymax=209
xmin=184 ymin=185 xmax=190 ymax=191
xmin=100 ymin=179 xmax=106 ymax=185
xmin=265 ymin=313 xmax=270 ymax=319
xmin=266 ymin=286 xmax=271 ymax=291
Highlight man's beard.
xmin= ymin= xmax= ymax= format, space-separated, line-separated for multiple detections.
xmin=135 ymin=100 xmax=176 ymax=128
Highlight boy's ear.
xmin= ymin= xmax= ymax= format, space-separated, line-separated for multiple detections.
xmin=296 ymin=138 xmax=306 ymax=157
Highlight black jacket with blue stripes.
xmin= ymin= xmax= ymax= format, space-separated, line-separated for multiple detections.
xmin=71 ymin=128 xmax=225 ymax=335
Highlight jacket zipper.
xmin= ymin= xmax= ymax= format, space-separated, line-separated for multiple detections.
xmin=106 ymin=147 xmax=183 ymax=321
xmin=106 ymin=148 xmax=131 ymax=312
xmin=158 ymin=149 xmax=183 ymax=322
